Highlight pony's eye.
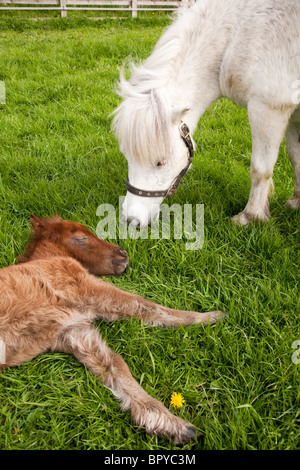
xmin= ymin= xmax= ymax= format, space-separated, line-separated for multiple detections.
xmin=156 ymin=160 xmax=166 ymax=167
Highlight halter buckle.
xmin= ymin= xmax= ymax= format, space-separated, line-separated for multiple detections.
xmin=179 ymin=121 xmax=190 ymax=140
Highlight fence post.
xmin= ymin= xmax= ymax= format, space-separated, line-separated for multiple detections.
xmin=131 ymin=0 xmax=137 ymax=18
xmin=182 ymin=0 xmax=194 ymax=7
xmin=60 ymin=0 xmax=67 ymax=17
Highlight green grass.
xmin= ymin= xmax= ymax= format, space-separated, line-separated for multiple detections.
xmin=0 ymin=16 xmax=299 ymax=451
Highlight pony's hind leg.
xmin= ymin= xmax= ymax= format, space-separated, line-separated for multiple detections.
xmin=52 ymin=322 xmax=201 ymax=445
xmin=285 ymin=120 xmax=300 ymax=209
xmin=232 ymin=100 xmax=294 ymax=225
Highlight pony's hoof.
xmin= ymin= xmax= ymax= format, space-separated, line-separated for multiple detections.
xmin=231 ymin=211 xmax=269 ymax=226
xmin=285 ymin=195 xmax=300 ymax=210
xmin=231 ymin=211 xmax=252 ymax=226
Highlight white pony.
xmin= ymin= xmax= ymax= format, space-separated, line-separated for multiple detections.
xmin=112 ymin=0 xmax=300 ymax=227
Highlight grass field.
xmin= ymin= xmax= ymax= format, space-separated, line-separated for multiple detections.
xmin=0 ymin=14 xmax=299 ymax=451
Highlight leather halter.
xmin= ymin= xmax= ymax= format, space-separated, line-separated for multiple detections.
xmin=126 ymin=121 xmax=194 ymax=199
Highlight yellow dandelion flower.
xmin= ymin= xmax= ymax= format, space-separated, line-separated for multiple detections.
xmin=170 ymin=392 xmax=185 ymax=408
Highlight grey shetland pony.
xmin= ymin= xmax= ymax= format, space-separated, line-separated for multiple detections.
xmin=113 ymin=0 xmax=300 ymax=227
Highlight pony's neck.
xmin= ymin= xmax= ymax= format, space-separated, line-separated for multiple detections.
xmin=145 ymin=0 xmax=239 ymax=131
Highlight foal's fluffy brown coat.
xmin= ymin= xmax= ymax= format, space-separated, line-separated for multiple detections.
xmin=0 ymin=215 xmax=224 ymax=444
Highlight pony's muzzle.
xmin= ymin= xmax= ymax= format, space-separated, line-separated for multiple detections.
xmin=122 ymin=194 xmax=161 ymax=227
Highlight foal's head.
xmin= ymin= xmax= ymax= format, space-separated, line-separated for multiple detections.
xmin=18 ymin=215 xmax=129 ymax=277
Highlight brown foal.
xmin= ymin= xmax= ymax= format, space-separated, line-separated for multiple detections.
xmin=0 ymin=215 xmax=224 ymax=445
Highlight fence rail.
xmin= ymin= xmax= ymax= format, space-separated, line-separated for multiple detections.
xmin=0 ymin=0 xmax=193 ymax=17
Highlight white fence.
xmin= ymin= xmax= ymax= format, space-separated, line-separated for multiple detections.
xmin=0 ymin=0 xmax=194 ymax=18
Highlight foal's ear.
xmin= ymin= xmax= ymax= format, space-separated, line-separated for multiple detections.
xmin=30 ymin=215 xmax=47 ymax=233
xmin=30 ymin=215 xmax=62 ymax=235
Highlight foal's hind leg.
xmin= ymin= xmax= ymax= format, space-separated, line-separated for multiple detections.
xmin=52 ymin=323 xmax=201 ymax=445
xmin=232 ymin=101 xmax=294 ymax=225
xmin=285 ymin=120 xmax=300 ymax=209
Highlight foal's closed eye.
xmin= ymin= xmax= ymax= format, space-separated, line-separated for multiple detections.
xmin=71 ymin=235 xmax=88 ymax=244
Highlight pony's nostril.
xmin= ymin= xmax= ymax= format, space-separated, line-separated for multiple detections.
xmin=127 ymin=216 xmax=141 ymax=228
xmin=129 ymin=218 xmax=140 ymax=229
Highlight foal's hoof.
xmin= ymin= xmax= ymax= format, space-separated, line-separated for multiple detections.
xmin=195 ymin=310 xmax=227 ymax=325
xmin=171 ymin=424 xmax=203 ymax=446
xmin=152 ymin=409 xmax=203 ymax=446
xmin=285 ymin=195 xmax=300 ymax=210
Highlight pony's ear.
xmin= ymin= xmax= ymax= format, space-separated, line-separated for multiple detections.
xmin=171 ymin=105 xmax=191 ymax=124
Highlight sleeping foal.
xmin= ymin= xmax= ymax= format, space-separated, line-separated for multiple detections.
xmin=0 ymin=215 xmax=224 ymax=445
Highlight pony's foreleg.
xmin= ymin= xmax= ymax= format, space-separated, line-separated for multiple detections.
xmin=79 ymin=275 xmax=225 ymax=327
xmin=52 ymin=323 xmax=201 ymax=445
xmin=232 ymin=100 xmax=294 ymax=225
xmin=285 ymin=120 xmax=300 ymax=209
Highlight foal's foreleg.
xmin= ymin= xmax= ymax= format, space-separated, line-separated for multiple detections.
xmin=232 ymin=101 xmax=294 ymax=225
xmin=53 ymin=323 xmax=200 ymax=445
xmin=80 ymin=275 xmax=225 ymax=327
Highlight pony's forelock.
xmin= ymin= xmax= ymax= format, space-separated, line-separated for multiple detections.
xmin=112 ymin=76 xmax=173 ymax=167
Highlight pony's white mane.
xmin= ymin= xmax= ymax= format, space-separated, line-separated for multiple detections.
xmin=112 ymin=75 xmax=174 ymax=167
xmin=112 ymin=0 xmax=226 ymax=166
xmin=112 ymin=6 xmax=193 ymax=167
